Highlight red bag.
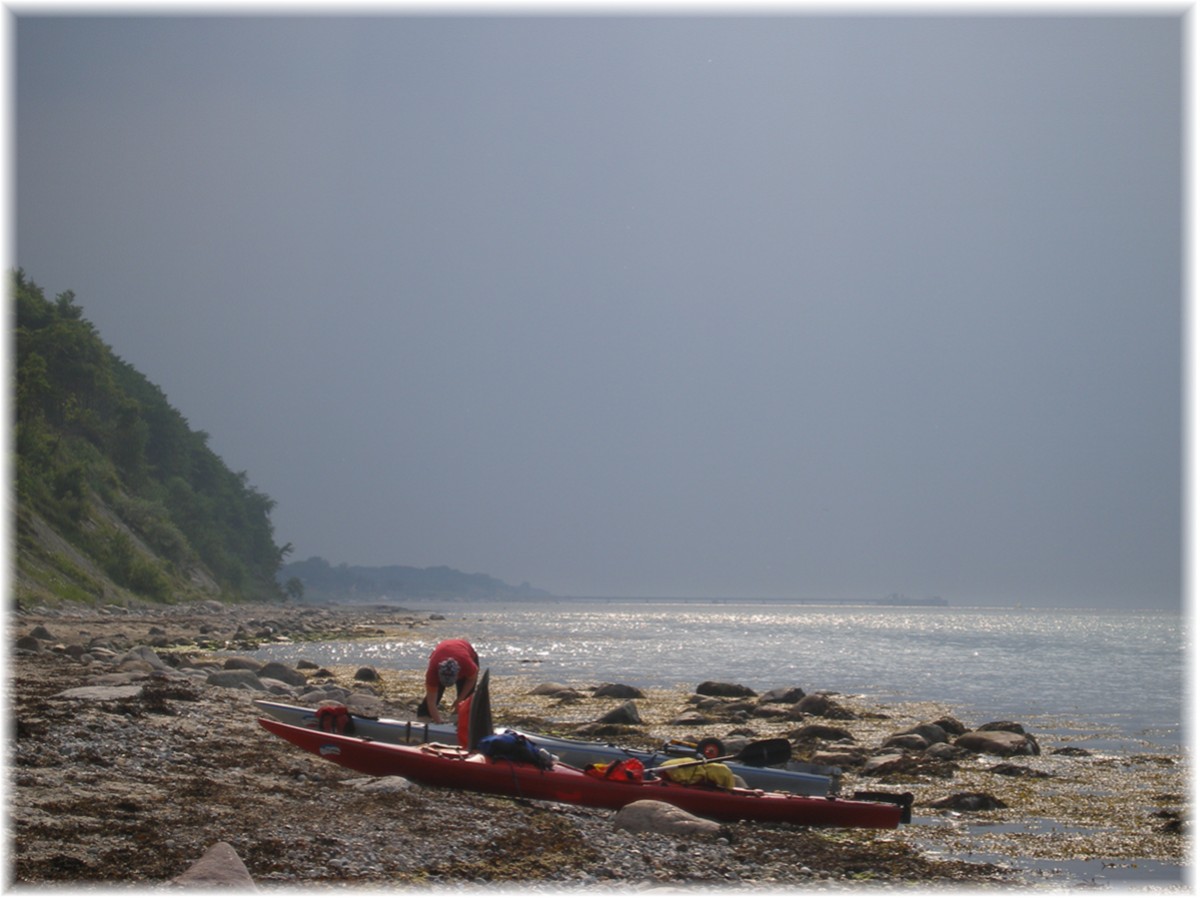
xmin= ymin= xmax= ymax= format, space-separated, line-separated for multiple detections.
xmin=585 ymin=758 xmax=645 ymax=782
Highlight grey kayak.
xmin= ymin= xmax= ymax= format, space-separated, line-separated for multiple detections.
xmin=252 ymin=699 xmax=839 ymax=796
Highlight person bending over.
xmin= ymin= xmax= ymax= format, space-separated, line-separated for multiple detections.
xmin=417 ymin=638 xmax=479 ymax=725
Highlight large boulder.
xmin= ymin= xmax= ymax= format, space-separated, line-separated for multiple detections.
xmin=598 ymin=701 xmax=642 ymax=725
xmin=345 ymin=692 xmax=390 ymax=718
xmin=955 ymin=729 xmax=1040 ymax=757
xmin=594 ymin=683 xmax=645 ymax=699
xmin=529 ymin=682 xmax=573 ymax=696
xmin=258 ymin=661 xmax=307 ymax=686
xmin=696 ymin=681 xmax=756 ymax=698
xmin=117 ymin=647 xmax=172 ymax=671
xmin=898 ymin=722 xmax=950 ymax=746
xmin=613 ymin=800 xmax=722 ymax=836
xmin=223 ymin=656 xmax=264 ymax=672
xmin=170 ymin=841 xmax=257 ymax=890
xmin=206 ymin=670 xmax=265 ymax=691
xmin=860 ymin=751 xmax=914 ymax=776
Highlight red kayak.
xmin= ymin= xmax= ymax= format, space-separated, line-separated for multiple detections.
xmin=259 ymin=718 xmax=904 ymax=829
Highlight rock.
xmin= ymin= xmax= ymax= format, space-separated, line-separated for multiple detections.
xmin=117 ymin=659 xmax=157 ymax=675
xmin=670 ymin=710 xmax=714 ymax=727
xmin=1154 ymin=809 xmax=1184 ymax=834
xmin=1051 ymin=746 xmax=1092 ymax=757
xmin=751 ymin=704 xmax=794 ymax=720
xmin=15 ymin=636 xmax=42 ymax=652
xmin=354 ymin=666 xmax=379 ymax=682
xmin=612 ymin=800 xmax=722 ymax=836
xmin=989 ymin=763 xmax=1051 ymax=778
xmin=86 ymin=672 xmax=144 ymax=686
xmin=927 ymin=792 xmax=1008 ymax=812
xmin=345 ymin=776 xmax=414 ymax=794
xmin=300 ymin=686 xmax=351 ymax=704
xmin=811 ymin=746 xmax=868 ymax=768
xmin=223 ymin=656 xmax=263 ymax=672
xmin=863 ymin=750 xmax=957 ymax=778
xmin=791 ymin=693 xmax=856 ymax=720
xmin=899 ymin=722 xmax=950 ymax=746
xmin=170 ymin=840 xmax=257 ymax=890
xmin=258 ymin=678 xmax=297 ymax=695
xmin=932 ymin=716 xmax=969 ymax=736
xmin=883 ymin=733 xmax=930 ymax=751
xmin=30 ymin=625 xmax=56 ymax=641
xmin=860 ymin=751 xmax=913 ymax=776
xmin=55 ymin=685 xmax=144 ymax=701
xmin=345 ymin=692 xmax=389 ymax=718
xmin=977 ymin=720 xmax=1027 ymax=735
xmin=258 ymin=661 xmax=307 ymax=686
xmin=925 ymin=742 xmax=967 ymax=760
xmin=955 ymin=729 xmax=1040 ymax=757
xmin=117 ymin=647 xmax=171 ymax=671
xmin=573 ymin=723 xmax=644 ymax=738
xmin=598 ymin=701 xmax=642 ymax=725
xmin=695 ymin=681 xmax=755 ymax=698
xmin=593 ymin=683 xmax=645 ymax=699
xmin=714 ymin=700 xmax=757 ymax=717
xmin=791 ymin=723 xmax=855 ymax=743
xmin=530 ymin=682 xmax=573 ymax=696
xmin=296 ymin=659 xmax=320 ymax=670
xmin=758 ymin=687 xmax=805 ymax=705
xmin=206 ymin=670 xmax=265 ymax=691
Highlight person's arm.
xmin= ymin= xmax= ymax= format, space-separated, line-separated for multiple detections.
xmin=423 ymin=688 xmax=442 ymax=724
xmin=462 ymin=670 xmax=478 ymax=700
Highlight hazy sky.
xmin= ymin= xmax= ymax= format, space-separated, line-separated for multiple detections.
xmin=14 ymin=11 xmax=1183 ymax=608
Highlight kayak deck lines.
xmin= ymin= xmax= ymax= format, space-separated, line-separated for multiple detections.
xmin=252 ymin=698 xmax=839 ymax=796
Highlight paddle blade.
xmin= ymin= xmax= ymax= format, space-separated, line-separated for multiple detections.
xmin=466 ymin=668 xmax=493 ymax=751
xmin=734 ymin=737 xmax=793 ymax=768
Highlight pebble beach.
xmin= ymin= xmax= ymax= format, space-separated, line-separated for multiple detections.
xmin=8 ymin=601 xmax=1189 ymax=891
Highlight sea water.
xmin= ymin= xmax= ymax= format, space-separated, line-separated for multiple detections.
xmin=253 ymin=600 xmax=1186 ymax=754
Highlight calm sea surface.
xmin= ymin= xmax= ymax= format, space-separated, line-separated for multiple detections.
xmin=253 ymin=600 xmax=1187 ymax=754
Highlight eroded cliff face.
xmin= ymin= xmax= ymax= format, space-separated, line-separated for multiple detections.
xmin=15 ymin=492 xmax=223 ymax=610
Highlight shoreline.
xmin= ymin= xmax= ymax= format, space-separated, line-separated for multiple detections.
xmin=9 ymin=601 xmax=1189 ymax=891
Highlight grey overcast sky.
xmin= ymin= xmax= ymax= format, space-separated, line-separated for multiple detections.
xmin=13 ymin=11 xmax=1183 ymax=609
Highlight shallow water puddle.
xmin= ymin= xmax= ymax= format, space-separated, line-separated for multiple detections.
xmin=909 ymin=815 xmax=1189 ymax=890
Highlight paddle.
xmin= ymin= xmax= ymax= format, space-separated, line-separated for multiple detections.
xmin=465 ymin=668 xmax=494 ymax=751
xmin=645 ymin=737 xmax=792 ymax=775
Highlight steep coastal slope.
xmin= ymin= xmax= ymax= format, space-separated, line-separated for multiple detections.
xmin=13 ymin=271 xmax=286 ymax=607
